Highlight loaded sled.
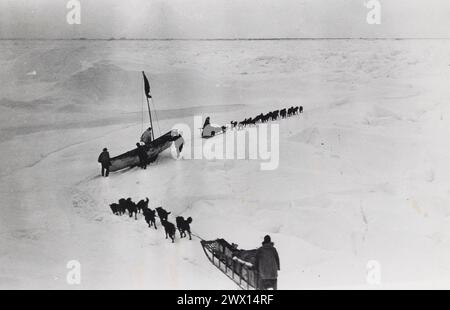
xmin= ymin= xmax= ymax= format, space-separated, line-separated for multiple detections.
xmin=201 ymin=124 xmax=227 ymax=139
xmin=201 ymin=116 xmax=227 ymax=138
xmin=200 ymin=239 xmax=259 ymax=290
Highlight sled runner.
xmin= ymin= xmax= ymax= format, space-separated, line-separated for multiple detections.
xmin=200 ymin=239 xmax=259 ymax=290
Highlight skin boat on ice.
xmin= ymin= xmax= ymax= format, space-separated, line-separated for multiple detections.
xmin=108 ymin=72 xmax=184 ymax=172
xmin=109 ymin=130 xmax=183 ymax=172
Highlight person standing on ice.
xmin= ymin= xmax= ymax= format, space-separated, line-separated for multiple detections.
xmin=136 ymin=143 xmax=148 ymax=169
xmin=140 ymin=127 xmax=153 ymax=145
xmin=203 ymin=116 xmax=210 ymax=129
xmin=254 ymin=235 xmax=280 ymax=290
xmin=97 ymin=148 xmax=111 ymax=177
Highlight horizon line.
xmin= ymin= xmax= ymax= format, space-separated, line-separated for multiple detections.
xmin=1 ymin=37 xmax=450 ymax=41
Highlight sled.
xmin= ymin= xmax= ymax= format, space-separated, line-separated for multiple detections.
xmin=201 ymin=124 xmax=227 ymax=139
xmin=200 ymin=239 xmax=259 ymax=290
xmin=109 ymin=130 xmax=184 ymax=172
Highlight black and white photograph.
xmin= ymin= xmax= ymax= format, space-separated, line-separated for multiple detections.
xmin=1 ymin=0 xmax=450 ymax=292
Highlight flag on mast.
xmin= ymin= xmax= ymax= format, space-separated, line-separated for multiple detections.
xmin=142 ymin=71 xmax=152 ymax=99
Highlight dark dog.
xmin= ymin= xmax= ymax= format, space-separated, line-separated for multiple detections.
xmin=156 ymin=206 xmax=171 ymax=222
xmin=175 ymin=216 xmax=193 ymax=240
xmin=110 ymin=203 xmax=120 ymax=215
xmin=288 ymin=106 xmax=296 ymax=117
xmin=136 ymin=197 xmax=149 ymax=214
xmin=143 ymin=208 xmax=157 ymax=229
xmin=117 ymin=198 xmax=128 ymax=215
xmin=272 ymin=110 xmax=279 ymax=120
xmin=240 ymin=117 xmax=252 ymax=127
xmin=253 ymin=113 xmax=264 ymax=123
xmin=161 ymin=219 xmax=176 ymax=243
xmin=126 ymin=198 xmax=138 ymax=220
xmin=262 ymin=112 xmax=272 ymax=123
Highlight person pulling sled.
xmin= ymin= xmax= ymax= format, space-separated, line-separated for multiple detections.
xmin=254 ymin=235 xmax=280 ymax=290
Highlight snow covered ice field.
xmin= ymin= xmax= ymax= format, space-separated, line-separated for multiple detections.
xmin=1 ymin=39 xmax=450 ymax=289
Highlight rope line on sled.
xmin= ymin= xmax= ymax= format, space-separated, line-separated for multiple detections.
xmin=190 ymin=232 xmax=205 ymax=242
xmin=151 ymin=209 xmax=206 ymax=242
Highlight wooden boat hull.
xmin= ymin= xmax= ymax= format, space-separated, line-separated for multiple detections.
xmin=109 ymin=130 xmax=183 ymax=172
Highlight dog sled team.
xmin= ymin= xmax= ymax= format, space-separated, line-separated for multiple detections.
xmin=230 ymin=105 xmax=303 ymax=130
xmin=202 ymin=105 xmax=304 ymax=138
xmin=109 ymin=196 xmax=280 ymax=290
xmin=109 ymin=197 xmax=193 ymax=243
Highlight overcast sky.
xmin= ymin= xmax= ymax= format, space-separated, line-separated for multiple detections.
xmin=1 ymin=0 xmax=449 ymax=39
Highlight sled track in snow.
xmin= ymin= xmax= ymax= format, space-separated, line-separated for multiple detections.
xmin=0 ymin=124 xmax=137 ymax=179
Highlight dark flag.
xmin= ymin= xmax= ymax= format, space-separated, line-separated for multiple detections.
xmin=142 ymin=71 xmax=152 ymax=99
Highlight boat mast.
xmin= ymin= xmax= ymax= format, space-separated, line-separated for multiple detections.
xmin=145 ymin=96 xmax=154 ymax=141
xmin=142 ymin=72 xmax=155 ymax=141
